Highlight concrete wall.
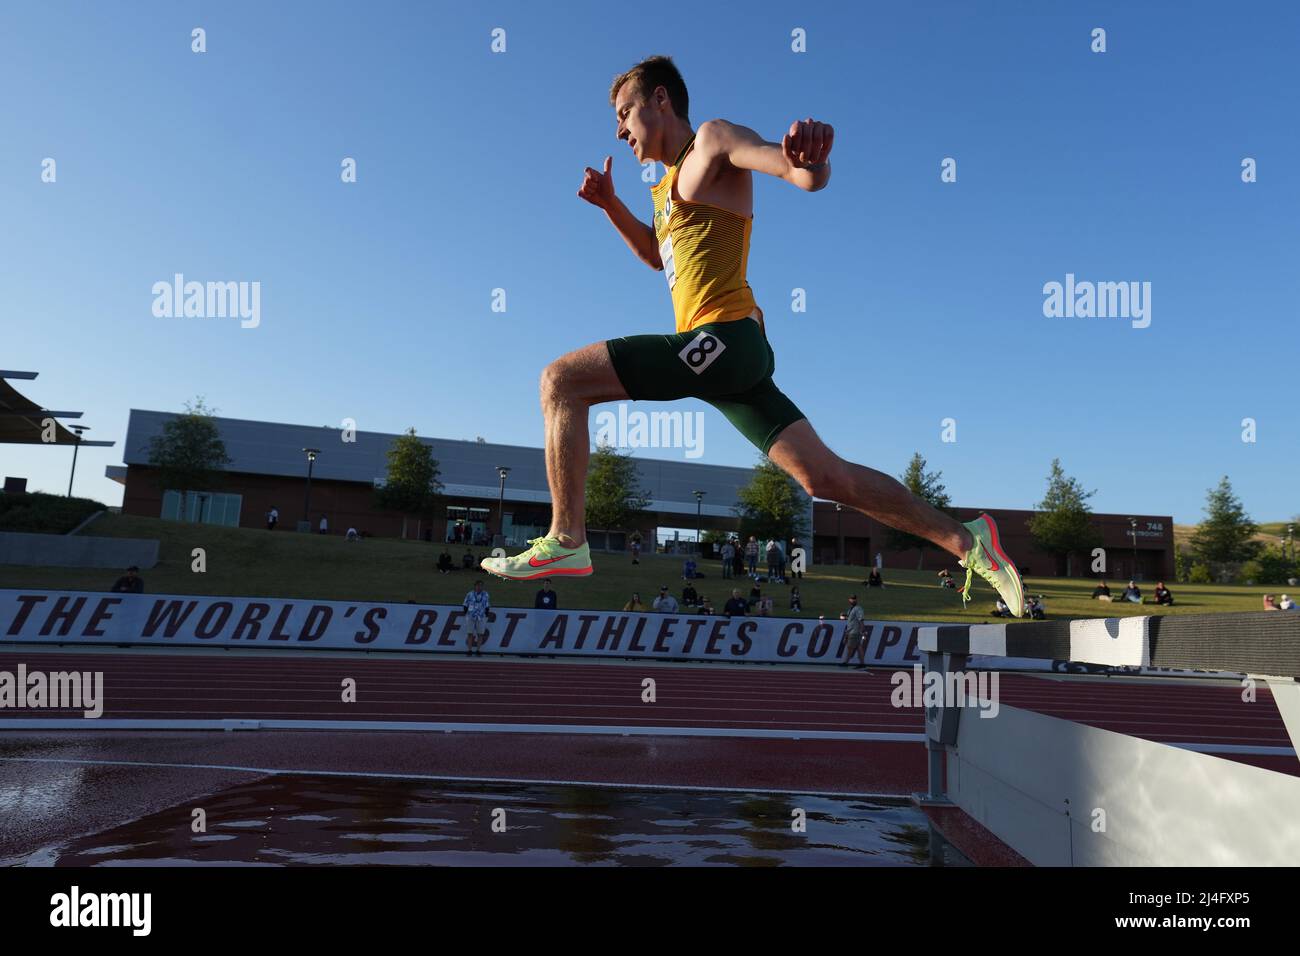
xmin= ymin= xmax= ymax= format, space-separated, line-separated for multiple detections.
xmin=0 ymin=531 xmax=159 ymax=569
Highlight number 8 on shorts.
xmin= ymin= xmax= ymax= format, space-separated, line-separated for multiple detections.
xmin=678 ymin=331 xmax=726 ymax=374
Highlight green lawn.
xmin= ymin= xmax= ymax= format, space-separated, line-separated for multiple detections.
xmin=0 ymin=513 xmax=1283 ymax=622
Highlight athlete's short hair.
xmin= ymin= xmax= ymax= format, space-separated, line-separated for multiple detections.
xmin=609 ymin=55 xmax=689 ymax=122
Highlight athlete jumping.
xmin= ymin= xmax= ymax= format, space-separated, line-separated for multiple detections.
xmin=481 ymin=55 xmax=1024 ymax=616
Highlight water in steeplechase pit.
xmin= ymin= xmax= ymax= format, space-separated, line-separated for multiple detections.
xmin=21 ymin=776 xmax=971 ymax=866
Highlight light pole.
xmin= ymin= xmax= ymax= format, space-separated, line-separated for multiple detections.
xmin=1129 ymin=517 xmax=1138 ymax=581
xmin=836 ymin=503 xmax=844 ymax=565
xmin=1288 ymin=523 xmax=1295 ymax=562
xmin=693 ymin=490 xmax=705 ymax=554
xmin=496 ymin=466 xmax=511 ymax=541
xmin=302 ymin=448 xmax=320 ymax=530
xmin=67 ymin=425 xmax=89 ymax=497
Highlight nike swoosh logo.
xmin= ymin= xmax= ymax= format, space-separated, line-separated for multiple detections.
xmin=981 ymin=542 xmax=1000 ymax=572
xmin=529 ymin=553 xmax=575 ymax=568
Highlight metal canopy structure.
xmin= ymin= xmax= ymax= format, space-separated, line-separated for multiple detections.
xmin=0 ymin=371 xmax=114 ymax=448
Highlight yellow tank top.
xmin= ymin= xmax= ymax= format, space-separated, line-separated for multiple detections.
xmin=651 ymin=134 xmax=763 ymax=334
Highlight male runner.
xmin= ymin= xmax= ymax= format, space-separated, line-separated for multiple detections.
xmin=481 ymin=55 xmax=1023 ymax=616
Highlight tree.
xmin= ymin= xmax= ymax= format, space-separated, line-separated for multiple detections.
xmin=585 ymin=441 xmax=651 ymax=532
xmin=885 ymin=452 xmax=952 ymax=569
xmin=1190 ymin=476 xmax=1260 ymax=570
xmin=734 ymin=456 xmax=809 ymax=544
xmin=1026 ymin=459 xmax=1102 ymax=577
xmin=373 ymin=428 xmax=444 ymax=539
xmin=146 ymin=397 xmax=232 ymax=522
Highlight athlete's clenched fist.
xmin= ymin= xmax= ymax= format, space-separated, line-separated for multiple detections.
xmin=782 ymin=118 xmax=834 ymax=169
xmin=577 ymin=156 xmax=616 ymax=209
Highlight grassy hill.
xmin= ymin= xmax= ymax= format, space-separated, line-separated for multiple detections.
xmin=0 ymin=513 xmax=1285 ymax=622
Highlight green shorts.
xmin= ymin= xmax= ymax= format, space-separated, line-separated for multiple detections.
xmin=605 ymin=318 xmax=806 ymax=455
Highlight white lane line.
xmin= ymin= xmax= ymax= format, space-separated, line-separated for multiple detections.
xmin=0 ymin=756 xmax=908 ymax=800
xmin=0 ymin=718 xmax=925 ymax=741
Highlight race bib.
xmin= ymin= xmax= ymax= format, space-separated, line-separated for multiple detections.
xmin=659 ymin=233 xmax=677 ymax=291
xmin=678 ymin=330 xmax=725 ymax=374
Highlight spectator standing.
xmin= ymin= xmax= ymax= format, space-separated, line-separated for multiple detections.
xmin=839 ymin=595 xmax=868 ymax=670
xmin=653 ymin=586 xmax=679 ymax=613
xmin=745 ymin=536 xmax=759 ymax=577
xmin=266 ymin=506 xmax=279 ymax=531
xmin=462 ymin=549 xmax=474 ymax=570
xmin=765 ymin=538 xmax=779 ymax=579
xmin=630 ymin=533 xmax=642 ymax=565
xmin=534 ymin=579 xmax=558 ymax=610
xmin=720 ymin=539 xmax=735 ymax=579
xmin=110 ymin=566 xmax=144 ymax=594
xmin=462 ymin=581 xmax=491 ymax=657
xmin=723 ymin=589 xmax=748 ymax=618
xmin=732 ymin=539 xmax=745 ymax=578
xmin=319 ymin=514 xmax=329 ymax=535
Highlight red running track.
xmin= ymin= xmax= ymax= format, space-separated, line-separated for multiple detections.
xmin=0 ymin=650 xmax=1291 ymax=742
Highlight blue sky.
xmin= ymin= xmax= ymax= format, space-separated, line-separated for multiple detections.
xmin=3 ymin=1 xmax=1296 ymax=525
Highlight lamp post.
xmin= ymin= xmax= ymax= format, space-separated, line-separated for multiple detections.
xmin=1129 ymin=517 xmax=1138 ymax=581
xmin=1288 ymin=523 xmax=1295 ymax=562
xmin=302 ymin=448 xmax=320 ymax=530
xmin=693 ymin=490 xmax=705 ymax=554
xmin=67 ymin=424 xmax=89 ymax=497
xmin=496 ymin=466 xmax=511 ymax=541
xmin=836 ymin=503 xmax=844 ymax=565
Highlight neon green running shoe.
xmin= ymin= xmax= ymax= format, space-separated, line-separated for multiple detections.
xmin=958 ymin=513 xmax=1025 ymax=618
xmin=480 ymin=536 xmax=593 ymax=581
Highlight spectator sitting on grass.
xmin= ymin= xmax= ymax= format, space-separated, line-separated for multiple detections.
xmin=346 ymin=527 xmax=360 ymax=542
xmin=1122 ymin=581 xmax=1142 ymax=604
xmin=1091 ymin=580 xmax=1112 ymax=601
xmin=867 ymin=568 xmax=884 ymax=588
xmin=462 ymin=549 xmax=474 ymax=569
xmin=697 ymin=594 xmax=715 ymax=615
xmin=724 ymin=589 xmax=748 ymax=617
xmin=790 ymin=586 xmax=802 ymax=612
xmin=111 ymin=566 xmax=144 ymax=594
xmin=1028 ymin=595 xmax=1046 ymax=620
xmin=938 ymin=569 xmax=956 ymax=589
xmin=437 ymin=550 xmax=454 ymax=573
xmin=1263 ymin=594 xmax=1281 ymax=611
xmin=683 ymin=558 xmax=697 ymax=580
xmin=534 ymin=579 xmax=557 ymax=610
xmin=991 ymin=598 xmax=1011 ymax=618
xmin=748 ymin=583 xmax=762 ymax=609
xmin=681 ymin=583 xmax=699 ymax=607
xmin=623 ymin=592 xmax=646 ymax=612
xmin=653 ymin=586 xmax=679 ymax=614
xmin=1280 ymin=594 xmax=1295 ymax=610
xmin=1153 ymin=581 xmax=1174 ymax=606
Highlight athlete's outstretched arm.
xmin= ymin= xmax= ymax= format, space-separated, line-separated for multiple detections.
xmin=577 ymin=155 xmax=663 ymax=270
xmin=697 ymin=118 xmax=833 ymax=192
